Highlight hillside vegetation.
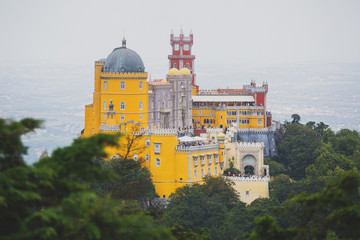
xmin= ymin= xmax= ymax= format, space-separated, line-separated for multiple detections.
xmin=0 ymin=116 xmax=359 ymax=239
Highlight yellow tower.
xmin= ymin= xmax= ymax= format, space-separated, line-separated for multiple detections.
xmin=83 ymin=38 xmax=149 ymax=137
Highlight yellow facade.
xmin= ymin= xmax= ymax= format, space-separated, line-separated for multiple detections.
xmin=83 ymin=61 xmax=149 ymax=138
xmin=192 ymin=108 xmax=265 ymax=129
xmin=101 ymin=128 xmax=223 ymax=198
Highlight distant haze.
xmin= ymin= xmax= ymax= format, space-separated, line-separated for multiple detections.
xmin=1 ymin=1 xmax=360 ymax=72
xmin=1 ymin=0 xmax=360 ymax=163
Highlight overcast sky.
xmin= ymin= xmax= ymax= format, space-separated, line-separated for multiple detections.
xmin=1 ymin=0 xmax=359 ymax=71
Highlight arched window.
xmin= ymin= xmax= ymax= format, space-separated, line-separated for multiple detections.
xmin=133 ymin=153 xmax=138 ymax=161
xmin=145 ymin=154 xmax=149 ymax=161
xmin=155 ymin=158 xmax=160 ymax=167
xmin=145 ymin=138 xmax=150 ymax=147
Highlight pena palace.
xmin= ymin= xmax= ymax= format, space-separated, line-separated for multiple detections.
xmin=81 ymin=30 xmax=274 ymax=204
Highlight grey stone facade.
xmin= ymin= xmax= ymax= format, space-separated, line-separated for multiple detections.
xmin=148 ymin=73 xmax=192 ymax=129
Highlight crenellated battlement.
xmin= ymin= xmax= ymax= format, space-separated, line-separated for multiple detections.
xmin=132 ymin=128 xmax=178 ymax=136
xmin=175 ymin=143 xmax=219 ymax=153
xmin=237 ymin=142 xmax=264 ymax=148
xmin=224 ymin=176 xmax=269 ymax=182
xmin=100 ymin=72 xmax=148 ymax=79
xmin=95 ymin=61 xmax=105 ymax=65
xmin=206 ymin=128 xmax=223 ymax=134
xmin=237 ymin=128 xmax=274 ymax=134
xmin=99 ymin=124 xmax=124 ymax=133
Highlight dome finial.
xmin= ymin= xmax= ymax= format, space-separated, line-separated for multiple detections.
xmin=122 ymin=37 xmax=126 ymax=48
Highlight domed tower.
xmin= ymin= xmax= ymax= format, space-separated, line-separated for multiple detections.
xmin=83 ymin=38 xmax=148 ymax=137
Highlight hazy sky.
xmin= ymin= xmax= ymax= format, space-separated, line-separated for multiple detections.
xmin=1 ymin=0 xmax=360 ymax=70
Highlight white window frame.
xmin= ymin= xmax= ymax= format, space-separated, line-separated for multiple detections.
xmin=201 ymin=156 xmax=205 ymax=166
xmin=194 ymin=169 xmax=197 ymax=178
xmin=215 ymin=167 xmax=218 ymax=175
xmin=104 ymin=114 xmax=106 ymax=120
xmin=139 ymin=101 xmax=143 ymax=110
xmin=120 ymin=101 xmax=125 ymax=110
xmin=104 ymin=81 xmax=107 ymax=90
xmin=121 ymin=114 xmax=125 ymax=120
xmin=145 ymin=138 xmax=150 ymax=147
xmin=120 ymin=81 xmax=125 ymax=90
xmin=139 ymin=81 xmax=143 ymax=90
xmin=194 ymin=156 xmax=198 ymax=167
xmin=145 ymin=154 xmax=149 ymax=161
xmin=154 ymin=143 xmax=161 ymax=154
xmin=201 ymin=169 xmax=204 ymax=178
xmin=199 ymin=110 xmax=202 ymax=115
xmin=208 ymin=155 xmax=212 ymax=165
xmin=103 ymin=101 xmax=107 ymax=110
xmin=133 ymin=153 xmax=138 ymax=161
xmin=140 ymin=114 xmax=143 ymax=121
xmin=208 ymin=168 xmax=211 ymax=176
xmin=215 ymin=154 xmax=219 ymax=164
xmin=155 ymin=158 xmax=160 ymax=167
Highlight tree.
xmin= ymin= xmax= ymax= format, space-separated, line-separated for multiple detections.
xmin=199 ymin=176 xmax=239 ymax=210
xmin=290 ymin=114 xmax=300 ymax=124
xmin=163 ymin=176 xmax=241 ymax=240
xmin=277 ymin=123 xmax=320 ymax=180
xmin=0 ymin=118 xmax=174 ymax=240
xmin=248 ymin=171 xmax=360 ymax=240
xmin=97 ymin=158 xmax=157 ymax=201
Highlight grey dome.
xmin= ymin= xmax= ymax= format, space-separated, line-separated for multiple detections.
xmin=102 ymin=41 xmax=145 ymax=73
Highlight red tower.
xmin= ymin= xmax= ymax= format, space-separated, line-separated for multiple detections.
xmin=168 ymin=29 xmax=198 ymax=90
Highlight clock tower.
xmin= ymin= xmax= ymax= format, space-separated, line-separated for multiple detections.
xmin=168 ymin=29 xmax=198 ymax=91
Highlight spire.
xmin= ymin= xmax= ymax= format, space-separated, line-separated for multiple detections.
xmin=122 ymin=37 xmax=126 ymax=48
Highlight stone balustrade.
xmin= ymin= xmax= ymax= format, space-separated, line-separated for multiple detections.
xmin=224 ymin=176 xmax=269 ymax=182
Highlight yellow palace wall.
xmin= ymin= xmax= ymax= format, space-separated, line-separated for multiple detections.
xmin=192 ymin=108 xmax=264 ymax=129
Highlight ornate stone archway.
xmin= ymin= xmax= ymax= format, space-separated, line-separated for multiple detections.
xmin=241 ymin=155 xmax=257 ymax=175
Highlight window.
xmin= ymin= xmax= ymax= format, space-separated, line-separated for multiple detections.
xmin=210 ymin=110 xmax=213 ymax=115
xmin=104 ymin=114 xmax=106 ymax=120
xmin=208 ymin=168 xmax=211 ymax=175
xmin=194 ymin=170 xmax=197 ymax=178
xmin=208 ymin=155 xmax=212 ymax=165
xmin=104 ymin=81 xmax=107 ymax=90
xmin=133 ymin=153 xmax=138 ymax=161
xmin=121 ymin=114 xmax=125 ymax=120
xmin=139 ymin=101 xmax=143 ymax=110
xmin=139 ymin=81 xmax=143 ymax=90
xmin=215 ymin=154 xmax=219 ymax=163
xmin=215 ymin=167 xmax=218 ymax=175
xmin=145 ymin=138 xmax=150 ymax=147
xmin=154 ymin=143 xmax=160 ymax=154
xmin=221 ymin=115 xmax=223 ymax=119
xmin=120 ymin=81 xmax=125 ymax=90
xmin=199 ymin=110 xmax=202 ymax=115
xmin=140 ymin=114 xmax=143 ymax=121
xmin=173 ymin=63 xmax=177 ymax=68
xmin=145 ymin=154 xmax=149 ymax=161
xmin=258 ymin=119 xmax=262 ymax=125
xmin=155 ymin=158 xmax=160 ymax=167
xmin=194 ymin=156 xmax=198 ymax=166
xmin=201 ymin=169 xmax=204 ymax=178
xmin=120 ymin=101 xmax=125 ymax=110
xmin=186 ymin=63 xmax=190 ymax=68
xmin=246 ymin=191 xmax=250 ymax=195
xmin=103 ymin=101 xmax=107 ymax=110
xmin=201 ymin=156 xmax=205 ymax=166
